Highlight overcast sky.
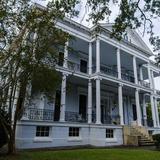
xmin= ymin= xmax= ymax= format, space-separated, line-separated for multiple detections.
xmin=34 ymin=0 xmax=160 ymax=90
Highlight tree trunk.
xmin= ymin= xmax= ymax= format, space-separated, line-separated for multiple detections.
xmin=7 ymin=129 xmax=16 ymax=154
xmin=7 ymin=77 xmax=28 ymax=154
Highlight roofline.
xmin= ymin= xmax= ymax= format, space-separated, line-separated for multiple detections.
xmin=90 ymin=25 xmax=153 ymax=57
xmin=34 ymin=3 xmax=154 ymax=57
xmin=63 ymin=17 xmax=91 ymax=32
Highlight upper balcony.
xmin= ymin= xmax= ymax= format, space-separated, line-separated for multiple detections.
xmin=156 ymin=90 xmax=160 ymax=96
xmin=56 ymin=36 xmax=157 ymax=90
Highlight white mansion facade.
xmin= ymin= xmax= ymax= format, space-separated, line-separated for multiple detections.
xmin=16 ymin=18 xmax=160 ymax=149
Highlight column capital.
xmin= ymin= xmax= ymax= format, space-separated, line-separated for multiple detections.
xmin=88 ymin=41 xmax=93 ymax=45
xmin=133 ymin=55 xmax=137 ymax=58
xmin=96 ymin=36 xmax=100 ymax=41
xmin=116 ymin=47 xmax=120 ymax=52
xmin=94 ymin=76 xmax=102 ymax=81
xmin=62 ymin=72 xmax=68 ymax=77
xmin=118 ymin=83 xmax=123 ymax=87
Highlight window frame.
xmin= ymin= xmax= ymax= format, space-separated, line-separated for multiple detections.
xmin=36 ymin=126 xmax=50 ymax=137
xmin=106 ymin=129 xmax=114 ymax=139
xmin=68 ymin=127 xmax=80 ymax=137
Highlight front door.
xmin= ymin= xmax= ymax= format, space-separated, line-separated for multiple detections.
xmin=132 ymin=104 xmax=137 ymax=121
xmin=54 ymin=91 xmax=61 ymax=121
xmin=79 ymin=94 xmax=87 ymax=120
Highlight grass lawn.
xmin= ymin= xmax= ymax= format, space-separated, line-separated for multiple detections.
xmin=1 ymin=148 xmax=160 ymax=160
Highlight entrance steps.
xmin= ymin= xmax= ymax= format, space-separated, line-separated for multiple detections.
xmin=138 ymin=136 xmax=155 ymax=146
xmin=123 ymin=125 xmax=155 ymax=146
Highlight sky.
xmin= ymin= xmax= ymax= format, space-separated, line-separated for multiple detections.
xmin=34 ymin=0 xmax=160 ymax=90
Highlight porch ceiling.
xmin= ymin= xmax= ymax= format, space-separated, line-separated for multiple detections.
xmin=67 ymin=76 xmax=88 ymax=86
xmin=121 ymin=50 xmax=133 ymax=71
xmin=92 ymin=41 xmax=117 ymax=66
xmin=69 ymin=37 xmax=89 ymax=55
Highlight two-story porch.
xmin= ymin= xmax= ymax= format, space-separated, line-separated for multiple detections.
xmin=22 ymin=34 xmax=160 ymax=128
xmin=17 ymin=23 xmax=160 ymax=149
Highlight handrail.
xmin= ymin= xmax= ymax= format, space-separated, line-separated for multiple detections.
xmin=156 ymin=90 xmax=160 ymax=96
xmin=100 ymin=66 xmax=118 ymax=77
xmin=65 ymin=111 xmax=87 ymax=122
xmin=121 ymin=72 xmax=135 ymax=83
xmin=23 ymin=108 xmax=54 ymax=121
xmin=139 ymin=80 xmax=150 ymax=88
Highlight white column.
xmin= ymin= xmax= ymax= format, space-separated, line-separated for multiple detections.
xmin=60 ymin=74 xmax=67 ymax=122
xmin=154 ymin=97 xmax=160 ymax=127
xmin=96 ymin=38 xmax=100 ymax=73
xmin=133 ymin=56 xmax=138 ymax=84
xmin=96 ymin=78 xmax=101 ymax=124
xmin=142 ymin=94 xmax=147 ymax=126
xmin=139 ymin=66 xmax=143 ymax=81
xmin=147 ymin=64 xmax=153 ymax=89
xmin=118 ymin=84 xmax=124 ymax=125
xmin=23 ymin=82 xmax=32 ymax=119
xmin=151 ymin=70 xmax=156 ymax=93
xmin=12 ymin=84 xmax=20 ymax=120
xmin=150 ymin=94 xmax=157 ymax=127
xmin=88 ymin=80 xmax=92 ymax=124
xmin=89 ymin=42 xmax=92 ymax=75
xmin=63 ymin=41 xmax=69 ymax=68
xmin=135 ymin=89 xmax=142 ymax=126
xmin=117 ymin=48 xmax=121 ymax=79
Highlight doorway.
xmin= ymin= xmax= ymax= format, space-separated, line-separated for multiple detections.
xmin=79 ymin=94 xmax=87 ymax=120
xmin=132 ymin=104 xmax=137 ymax=121
xmin=80 ymin=60 xmax=87 ymax=73
xmin=54 ymin=91 xmax=61 ymax=121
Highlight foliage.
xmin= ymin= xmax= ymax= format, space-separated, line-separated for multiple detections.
xmin=84 ymin=0 xmax=160 ymax=53
xmin=153 ymin=134 xmax=160 ymax=148
xmin=0 ymin=0 xmax=78 ymax=154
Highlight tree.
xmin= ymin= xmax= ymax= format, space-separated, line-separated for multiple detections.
xmin=85 ymin=0 xmax=160 ymax=52
xmin=0 ymin=0 xmax=78 ymax=154
xmin=1 ymin=0 xmax=160 ymax=155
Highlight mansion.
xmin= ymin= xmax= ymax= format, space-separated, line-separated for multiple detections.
xmin=16 ymin=18 xmax=160 ymax=148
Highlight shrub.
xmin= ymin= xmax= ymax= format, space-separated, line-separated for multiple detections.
xmin=153 ymin=134 xmax=160 ymax=149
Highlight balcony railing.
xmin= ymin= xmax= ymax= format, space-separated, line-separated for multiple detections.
xmin=92 ymin=113 xmax=120 ymax=125
xmin=156 ymin=90 xmax=160 ymax=96
xmin=68 ymin=61 xmax=80 ymax=72
xmin=65 ymin=111 xmax=87 ymax=123
xmin=100 ymin=66 xmax=118 ymax=77
xmin=23 ymin=108 xmax=54 ymax=121
xmin=92 ymin=65 xmax=118 ymax=78
xmin=121 ymin=73 xmax=135 ymax=83
xmin=139 ymin=80 xmax=150 ymax=88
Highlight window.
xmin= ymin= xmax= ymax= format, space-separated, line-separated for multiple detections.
xmin=69 ymin=127 xmax=80 ymax=137
xmin=58 ymin=52 xmax=64 ymax=66
xmin=36 ymin=126 xmax=50 ymax=137
xmin=80 ymin=59 xmax=87 ymax=73
xmin=106 ymin=129 xmax=114 ymax=138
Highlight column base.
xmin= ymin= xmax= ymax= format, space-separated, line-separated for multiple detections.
xmin=59 ymin=119 xmax=65 ymax=122
xmin=95 ymin=121 xmax=101 ymax=125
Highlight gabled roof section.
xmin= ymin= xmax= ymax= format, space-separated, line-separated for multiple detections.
xmin=99 ymin=23 xmax=153 ymax=56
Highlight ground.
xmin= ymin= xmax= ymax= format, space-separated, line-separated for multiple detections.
xmin=1 ymin=148 xmax=160 ymax=160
